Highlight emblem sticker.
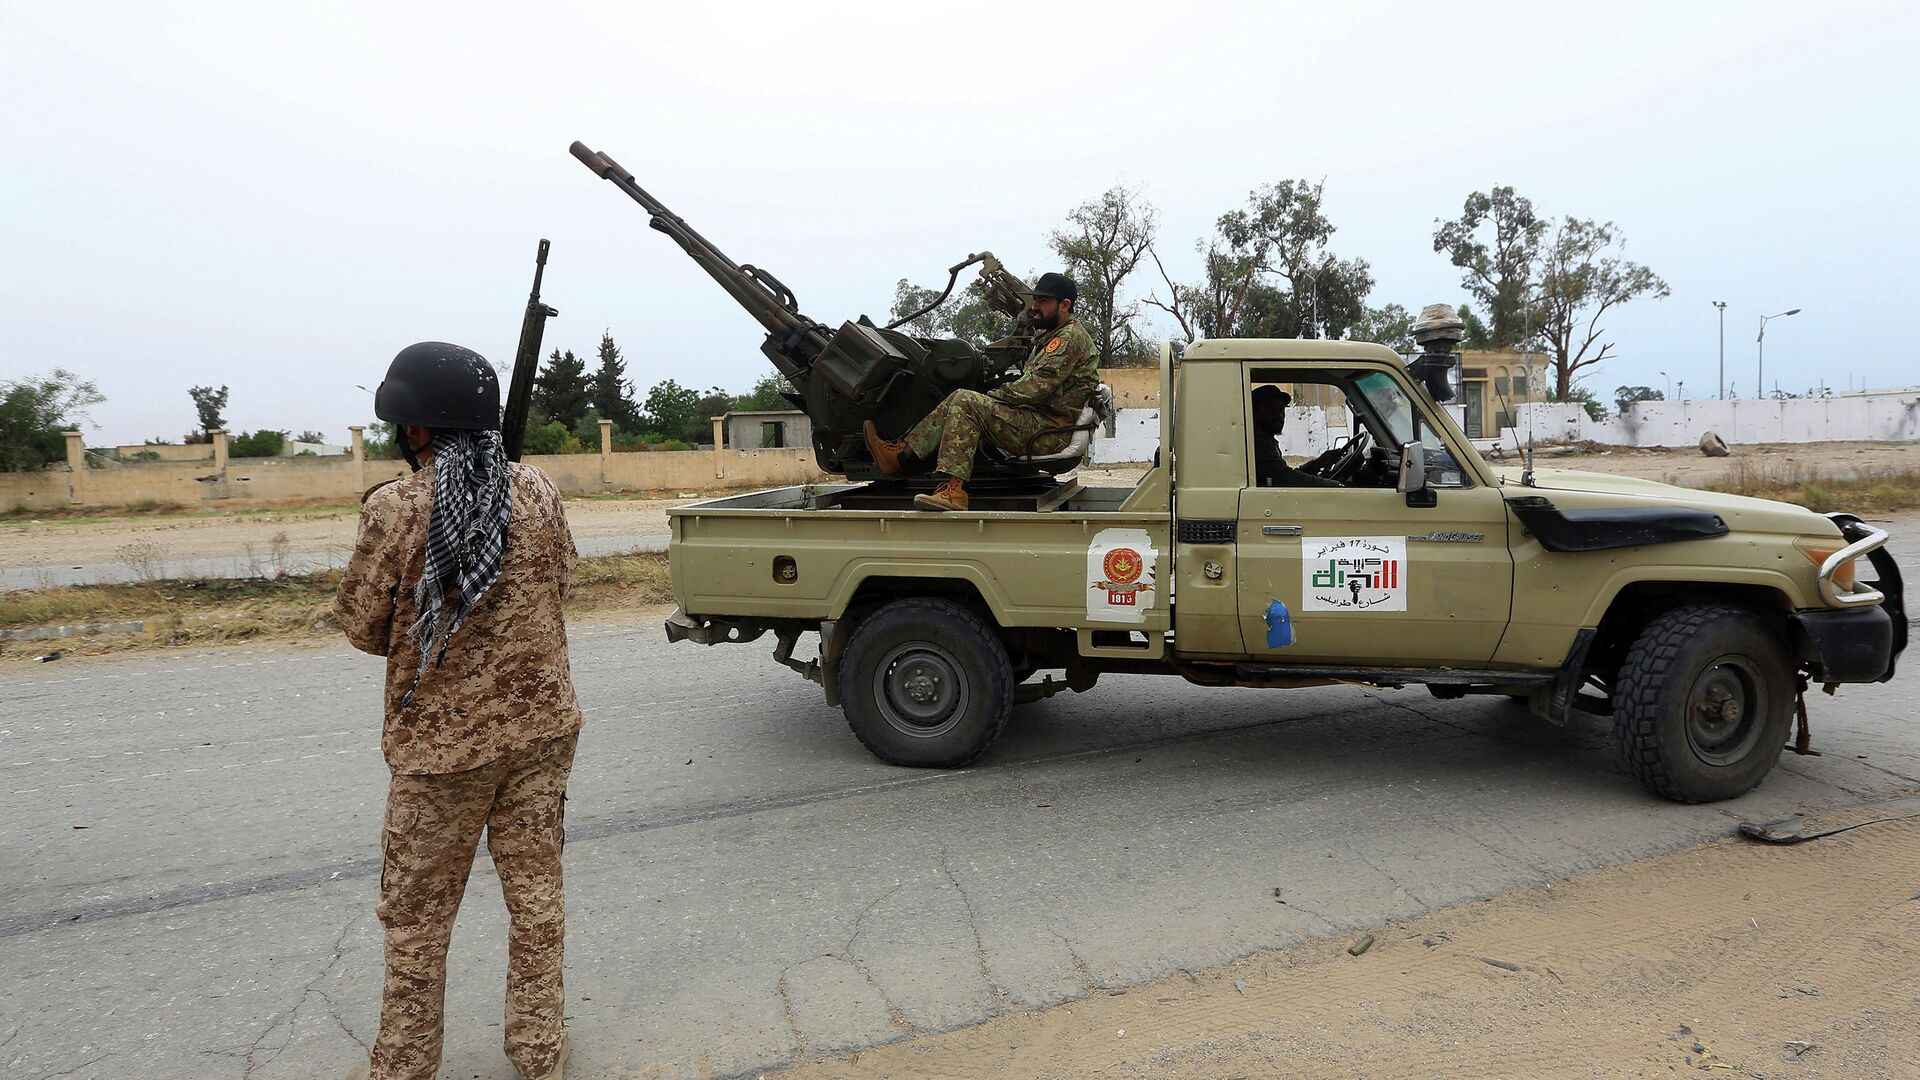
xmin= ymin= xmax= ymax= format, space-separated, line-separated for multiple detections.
xmin=1088 ymin=528 xmax=1158 ymax=623
xmin=1302 ymin=536 xmax=1407 ymax=612
xmin=1045 ymin=338 xmax=1062 ymax=354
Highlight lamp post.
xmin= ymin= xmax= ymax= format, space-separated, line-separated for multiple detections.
xmin=1713 ymin=301 xmax=1727 ymax=399
xmin=1658 ymin=370 xmax=1671 ymax=401
xmin=1757 ymin=308 xmax=1801 ymax=399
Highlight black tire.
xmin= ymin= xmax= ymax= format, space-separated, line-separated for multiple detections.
xmin=838 ymin=597 xmax=1014 ymax=768
xmin=1614 ymin=604 xmax=1796 ymax=803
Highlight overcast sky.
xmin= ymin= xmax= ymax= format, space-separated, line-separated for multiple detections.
xmin=4 ymin=0 xmax=1916 ymax=445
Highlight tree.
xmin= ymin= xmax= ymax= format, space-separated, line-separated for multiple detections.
xmin=188 ymin=384 xmax=230 ymax=440
xmin=1432 ymin=187 xmax=1547 ymax=348
xmin=1348 ymin=303 xmax=1414 ymax=352
xmin=1049 ymin=185 xmax=1157 ymax=367
xmin=229 ymin=429 xmax=288 ymax=458
xmin=363 ymin=421 xmax=401 ymax=460
xmin=295 ymin=429 xmax=328 ymax=445
xmin=1534 ymin=218 xmax=1670 ymax=400
xmin=689 ymin=386 xmax=735 ymax=444
xmin=888 ymin=277 xmax=1014 ymax=348
xmin=1457 ymin=305 xmax=1493 ymax=350
xmin=1 ymin=369 xmax=104 ymax=471
xmin=533 ymin=348 xmax=592 ymax=430
xmin=642 ymin=379 xmax=702 ymax=444
xmin=522 ymin=421 xmax=584 ymax=456
xmin=587 ymin=331 xmax=642 ymax=431
xmin=1147 ymin=178 xmax=1375 ymax=345
xmin=1614 ymin=385 xmax=1665 ymax=414
xmin=736 ymin=373 xmax=797 ymax=412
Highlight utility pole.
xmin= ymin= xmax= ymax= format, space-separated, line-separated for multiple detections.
xmin=1758 ymin=307 xmax=1801 ymax=400
xmin=1713 ymin=300 xmax=1727 ymax=399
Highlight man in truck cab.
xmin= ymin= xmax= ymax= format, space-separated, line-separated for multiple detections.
xmin=862 ymin=271 xmax=1100 ymax=511
xmin=1251 ymin=385 xmax=1344 ymax=488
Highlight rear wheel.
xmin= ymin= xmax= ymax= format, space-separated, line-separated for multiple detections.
xmin=838 ymin=598 xmax=1014 ymax=767
xmin=1614 ymin=604 xmax=1795 ymax=803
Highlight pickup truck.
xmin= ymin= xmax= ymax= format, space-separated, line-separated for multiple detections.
xmin=663 ymin=340 xmax=1905 ymax=803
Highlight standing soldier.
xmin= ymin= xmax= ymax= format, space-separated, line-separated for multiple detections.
xmin=863 ymin=272 xmax=1099 ymax=511
xmin=335 ymin=342 xmax=582 ymax=1080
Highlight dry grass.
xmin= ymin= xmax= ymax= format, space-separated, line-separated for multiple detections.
xmin=0 ymin=550 xmax=673 ymax=659
xmin=1697 ymin=459 xmax=1920 ymax=514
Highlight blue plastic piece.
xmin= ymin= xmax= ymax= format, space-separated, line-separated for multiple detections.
xmin=1264 ymin=598 xmax=1295 ymax=649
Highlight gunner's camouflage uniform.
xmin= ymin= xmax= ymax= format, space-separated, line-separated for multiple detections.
xmin=335 ymin=461 xmax=583 ymax=1080
xmin=904 ymin=317 xmax=1099 ymax=479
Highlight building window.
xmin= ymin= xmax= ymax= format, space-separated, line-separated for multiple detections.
xmin=761 ymin=421 xmax=786 ymax=448
xmin=1512 ymin=371 xmax=1529 ymax=398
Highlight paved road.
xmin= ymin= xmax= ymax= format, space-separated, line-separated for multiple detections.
xmin=5 ymin=617 xmax=1919 ymax=1079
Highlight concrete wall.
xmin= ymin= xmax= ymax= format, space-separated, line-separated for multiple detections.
xmin=1 ymin=445 xmax=827 ymax=512
xmin=1100 ymin=367 xmax=1162 ymax=409
xmin=723 ymin=412 xmax=813 ymax=451
xmin=1498 ymin=388 xmax=1920 ymax=450
xmin=111 ymin=443 xmax=213 ymax=462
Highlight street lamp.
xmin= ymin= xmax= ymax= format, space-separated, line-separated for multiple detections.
xmin=1757 ymin=308 xmax=1801 ymax=399
xmin=1713 ymin=301 xmax=1727 ymax=399
xmin=1658 ymin=370 xmax=1671 ymax=401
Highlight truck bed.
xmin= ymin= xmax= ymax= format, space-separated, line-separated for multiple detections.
xmin=667 ymin=478 xmax=1171 ymax=635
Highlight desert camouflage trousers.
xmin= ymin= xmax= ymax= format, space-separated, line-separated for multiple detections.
xmin=903 ymin=390 xmax=1069 ymax=480
xmin=370 ymin=732 xmax=577 ymax=1080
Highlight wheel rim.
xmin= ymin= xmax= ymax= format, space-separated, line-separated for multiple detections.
xmin=873 ymin=642 xmax=970 ymax=739
xmin=1684 ymin=654 xmax=1767 ymax=766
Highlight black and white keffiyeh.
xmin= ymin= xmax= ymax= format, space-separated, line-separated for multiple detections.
xmin=401 ymin=428 xmax=513 ymax=706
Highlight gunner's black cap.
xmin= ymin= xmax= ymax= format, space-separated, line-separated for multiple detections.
xmin=1030 ymin=272 xmax=1078 ymax=303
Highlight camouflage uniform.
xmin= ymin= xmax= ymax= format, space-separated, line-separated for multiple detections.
xmin=335 ymin=462 xmax=583 ymax=1080
xmin=904 ymin=317 xmax=1099 ymax=479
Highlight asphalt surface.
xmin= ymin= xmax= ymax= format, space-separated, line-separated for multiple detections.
xmin=5 ymin=615 xmax=1920 ymax=1079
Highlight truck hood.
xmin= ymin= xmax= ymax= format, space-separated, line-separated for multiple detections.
xmin=1493 ymin=466 xmax=1838 ymax=536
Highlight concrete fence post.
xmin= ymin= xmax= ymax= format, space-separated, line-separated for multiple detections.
xmin=348 ymin=426 xmax=365 ymax=493
xmin=211 ymin=430 xmax=229 ymax=474
xmin=63 ymin=431 xmax=86 ymax=505
xmin=598 ymin=419 xmax=613 ymax=488
xmin=711 ymin=416 xmax=726 ymax=478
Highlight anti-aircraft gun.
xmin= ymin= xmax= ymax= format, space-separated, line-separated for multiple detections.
xmin=570 ymin=141 xmax=1046 ymax=480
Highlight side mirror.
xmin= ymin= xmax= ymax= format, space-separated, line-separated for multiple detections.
xmin=1395 ymin=441 xmax=1427 ymax=494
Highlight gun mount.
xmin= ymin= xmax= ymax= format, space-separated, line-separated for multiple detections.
xmin=570 ymin=140 xmax=1037 ymax=479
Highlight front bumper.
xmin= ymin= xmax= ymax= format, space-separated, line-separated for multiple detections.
xmin=1794 ymin=514 xmax=1908 ymax=683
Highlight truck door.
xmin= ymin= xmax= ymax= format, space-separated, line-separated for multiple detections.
xmin=1234 ymin=366 xmax=1514 ymax=665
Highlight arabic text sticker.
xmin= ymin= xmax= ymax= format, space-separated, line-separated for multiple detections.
xmin=1301 ymin=535 xmax=1408 ymax=612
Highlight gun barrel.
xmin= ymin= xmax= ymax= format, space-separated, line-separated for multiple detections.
xmin=570 ymin=141 xmax=827 ymax=364
xmin=502 ymin=239 xmax=557 ymax=462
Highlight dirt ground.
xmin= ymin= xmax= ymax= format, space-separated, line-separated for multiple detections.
xmin=6 ymin=446 xmax=1914 ymax=581
xmin=775 ymin=808 xmax=1920 ymax=1080
xmin=0 ymin=491 xmax=701 ymax=579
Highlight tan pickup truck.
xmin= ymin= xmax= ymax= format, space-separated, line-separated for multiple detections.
xmin=664 ymin=340 xmax=1904 ymax=803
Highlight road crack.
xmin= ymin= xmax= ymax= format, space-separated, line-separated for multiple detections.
xmin=935 ymin=848 xmax=1008 ymax=1007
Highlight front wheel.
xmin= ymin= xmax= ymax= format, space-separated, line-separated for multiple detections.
xmin=838 ymin=598 xmax=1014 ymax=767
xmin=1614 ymin=604 xmax=1796 ymax=803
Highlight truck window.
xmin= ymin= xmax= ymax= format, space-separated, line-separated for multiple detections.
xmin=1249 ymin=368 xmax=1472 ymax=490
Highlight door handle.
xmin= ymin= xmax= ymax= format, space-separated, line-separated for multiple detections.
xmin=1261 ymin=524 xmax=1303 ymax=536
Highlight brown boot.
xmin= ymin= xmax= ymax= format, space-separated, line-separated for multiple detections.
xmin=913 ymin=477 xmax=969 ymax=512
xmin=863 ymin=421 xmax=909 ymax=475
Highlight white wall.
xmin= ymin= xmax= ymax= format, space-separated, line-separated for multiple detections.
xmin=1499 ymin=388 xmax=1920 ymax=450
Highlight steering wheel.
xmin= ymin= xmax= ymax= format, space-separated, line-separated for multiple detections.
xmin=1324 ymin=428 xmax=1373 ymax=483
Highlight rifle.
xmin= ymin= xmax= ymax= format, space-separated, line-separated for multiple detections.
xmin=502 ymin=239 xmax=558 ymax=461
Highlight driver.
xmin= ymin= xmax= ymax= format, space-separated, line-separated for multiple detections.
xmin=1252 ymin=386 xmax=1343 ymax=488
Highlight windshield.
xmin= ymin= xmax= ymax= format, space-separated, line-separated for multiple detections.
xmin=1353 ymin=371 xmax=1416 ymax=445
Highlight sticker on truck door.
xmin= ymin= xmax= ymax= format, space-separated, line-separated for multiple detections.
xmin=1302 ymin=536 xmax=1407 ymax=612
xmin=1088 ymin=528 xmax=1158 ymax=624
